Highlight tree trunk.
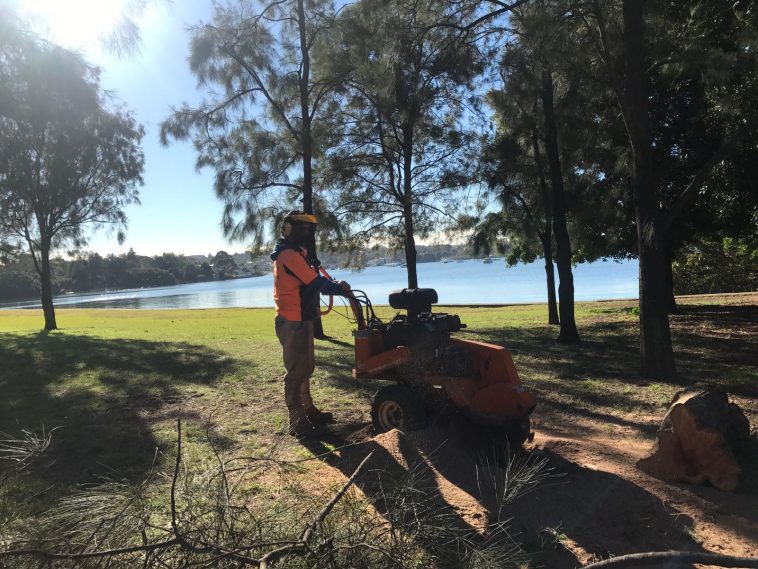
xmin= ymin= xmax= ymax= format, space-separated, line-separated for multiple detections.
xmin=40 ymin=238 xmax=57 ymax=331
xmin=621 ymin=0 xmax=675 ymax=379
xmin=541 ymin=235 xmax=560 ymax=325
xmin=401 ymin=124 xmax=418 ymax=289
xmin=403 ymin=199 xmax=418 ymax=289
xmin=540 ymin=70 xmax=579 ymax=343
xmin=664 ymin=242 xmax=677 ymax=314
xmin=532 ymin=128 xmax=559 ymax=326
xmin=297 ymin=0 xmax=313 ymax=217
xmin=296 ymin=0 xmax=329 ymax=338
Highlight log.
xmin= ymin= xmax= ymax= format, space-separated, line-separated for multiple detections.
xmin=637 ymin=384 xmax=750 ymax=491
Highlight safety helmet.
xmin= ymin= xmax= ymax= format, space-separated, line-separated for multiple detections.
xmin=282 ymin=210 xmax=317 ymax=238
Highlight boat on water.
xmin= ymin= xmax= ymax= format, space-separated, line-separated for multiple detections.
xmin=483 ymin=256 xmax=493 ymax=264
xmin=441 ymin=257 xmax=450 ymax=263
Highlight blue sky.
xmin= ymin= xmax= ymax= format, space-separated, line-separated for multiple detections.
xmin=19 ymin=0 xmax=244 ymax=257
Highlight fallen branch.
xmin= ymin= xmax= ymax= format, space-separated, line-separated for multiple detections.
xmin=583 ymin=551 xmax=758 ymax=568
xmin=258 ymin=451 xmax=374 ymax=569
xmin=0 ymin=419 xmax=375 ymax=568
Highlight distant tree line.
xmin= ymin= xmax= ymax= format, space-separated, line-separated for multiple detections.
xmin=0 ymin=249 xmax=265 ymax=302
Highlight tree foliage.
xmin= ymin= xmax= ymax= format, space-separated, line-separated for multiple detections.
xmin=0 ymin=21 xmax=144 ymax=329
xmin=0 ymin=250 xmax=258 ymax=302
xmin=673 ymin=236 xmax=758 ymax=296
xmin=160 ymin=0 xmax=338 ymax=247
xmin=321 ymin=0 xmax=485 ymax=287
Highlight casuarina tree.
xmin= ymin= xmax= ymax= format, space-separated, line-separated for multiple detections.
xmin=160 ymin=0 xmax=339 ymax=336
xmin=0 ymin=23 xmax=144 ymax=330
xmin=479 ymin=2 xmax=587 ymax=341
xmin=320 ymin=0 xmax=485 ymax=288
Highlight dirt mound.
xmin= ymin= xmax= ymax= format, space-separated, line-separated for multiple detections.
xmin=369 ymin=428 xmax=490 ymax=532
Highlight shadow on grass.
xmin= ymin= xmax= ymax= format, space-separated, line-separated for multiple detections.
xmin=467 ymin=303 xmax=757 ymax=430
xmin=315 ymin=342 xmax=380 ymax=401
xmin=0 ymin=332 xmax=241 ymax=485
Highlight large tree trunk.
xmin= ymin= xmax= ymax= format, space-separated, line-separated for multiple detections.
xmin=532 ymin=128 xmax=559 ymax=326
xmin=664 ymin=242 xmax=677 ymax=314
xmin=622 ymin=0 xmax=676 ymax=379
xmin=39 ymin=239 xmax=57 ymax=331
xmin=540 ymin=70 xmax=579 ymax=343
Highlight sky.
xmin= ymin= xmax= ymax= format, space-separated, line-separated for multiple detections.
xmin=16 ymin=0 xmax=245 ymax=257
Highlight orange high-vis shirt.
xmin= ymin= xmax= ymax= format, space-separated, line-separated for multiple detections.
xmin=273 ymin=248 xmax=319 ymax=321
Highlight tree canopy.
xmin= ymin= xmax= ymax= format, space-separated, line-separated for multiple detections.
xmin=160 ymin=0 xmax=339 ymax=248
xmin=0 ymin=23 xmax=144 ymax=329
xmin=319 ymin=0 xmax=486 ymax=287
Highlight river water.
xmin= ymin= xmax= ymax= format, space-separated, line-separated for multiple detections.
xmin=0 ymin=258 xmax=638 ymax=310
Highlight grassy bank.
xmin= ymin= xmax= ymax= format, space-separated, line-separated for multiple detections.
xmin=1 ymin=296 xmax=756 ymax=482
xmin=1 ymin=294 xmax=756 ymax=564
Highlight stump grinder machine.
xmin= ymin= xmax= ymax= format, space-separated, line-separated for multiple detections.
xmin=337 ymin=286 xmax=536 ymax=447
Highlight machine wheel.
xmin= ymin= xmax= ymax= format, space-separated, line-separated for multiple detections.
xmin=371 ymin=384 xmax=427 ymax=433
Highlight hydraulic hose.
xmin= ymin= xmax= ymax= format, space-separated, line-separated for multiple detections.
xmin=318 ymin=266 xmax=334 ymax=316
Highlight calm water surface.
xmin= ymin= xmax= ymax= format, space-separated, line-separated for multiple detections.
xmin=0 ymin=258 xmax=638 ymax=310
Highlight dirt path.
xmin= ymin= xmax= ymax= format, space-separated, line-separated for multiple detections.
xmin=528 ymin=407 xmax=758 ymax=567
xmin=313 ymin=408 xmax=757 ymax=569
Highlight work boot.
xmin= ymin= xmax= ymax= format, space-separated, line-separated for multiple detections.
xmin=288 ymin=409 xmax=326 ymax=438
xmin=304 ymin=406 xmax=336 ymax=425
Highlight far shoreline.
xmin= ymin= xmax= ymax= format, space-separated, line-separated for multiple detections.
xmin=2 ymin=291 xmax=755 ymax=312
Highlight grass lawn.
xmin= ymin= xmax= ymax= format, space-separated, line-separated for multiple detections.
xmin=1 ymin=294 xmax=756 ymax=563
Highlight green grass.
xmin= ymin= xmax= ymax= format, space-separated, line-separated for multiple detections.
xmin=1 ymin=297 xmax=756 ymax=526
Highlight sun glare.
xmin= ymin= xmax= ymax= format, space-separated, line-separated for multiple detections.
xmin=20 ymin=0 xmax=126 ymax=50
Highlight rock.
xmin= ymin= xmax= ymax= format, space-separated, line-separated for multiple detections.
xmin=637 ymin=384 xmax=751 ymax=491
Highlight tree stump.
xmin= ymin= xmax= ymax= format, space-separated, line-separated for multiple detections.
xmin=637 ymin=384 xmax=751 ymax=491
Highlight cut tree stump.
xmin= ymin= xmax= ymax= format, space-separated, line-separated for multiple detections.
xmin=637 ymin=384 xmax=751 ymax=491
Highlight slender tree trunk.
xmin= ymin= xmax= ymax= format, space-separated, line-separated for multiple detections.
xmin=402 ymin=125 xmax=418 ymax=289
xmin=297 ymin=0 xmax=313 ymax=217
xmin=39 ymin=238 xmax=57 ymax=331
xmin=296 ymin=0 xmax=329 ymax=338
xmin=532 ymin=128 xmax=559 ymax=326
xmin=541 ymin=70 xmax=579 ymax=343
xmin=622 ymin=0 xmax=676 ymax=378
xmin=402 ymin=199 xmax=418 ymax=289
xmin=540 ymin=235 xmax=560 ymax=325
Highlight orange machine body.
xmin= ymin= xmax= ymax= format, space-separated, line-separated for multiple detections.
xmin=353 ymin=328 xmax=534 ymax=422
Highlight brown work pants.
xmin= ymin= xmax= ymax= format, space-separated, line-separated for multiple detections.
xmin=274 ymin=316 xmax=315 ymax=415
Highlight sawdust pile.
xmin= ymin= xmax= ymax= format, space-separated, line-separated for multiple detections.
xmin=359 ymin=428 xmax=491 ymax=532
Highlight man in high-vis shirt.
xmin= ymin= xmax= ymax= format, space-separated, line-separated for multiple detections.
xmin=270 ymin=211 xmax=352 ymax=437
